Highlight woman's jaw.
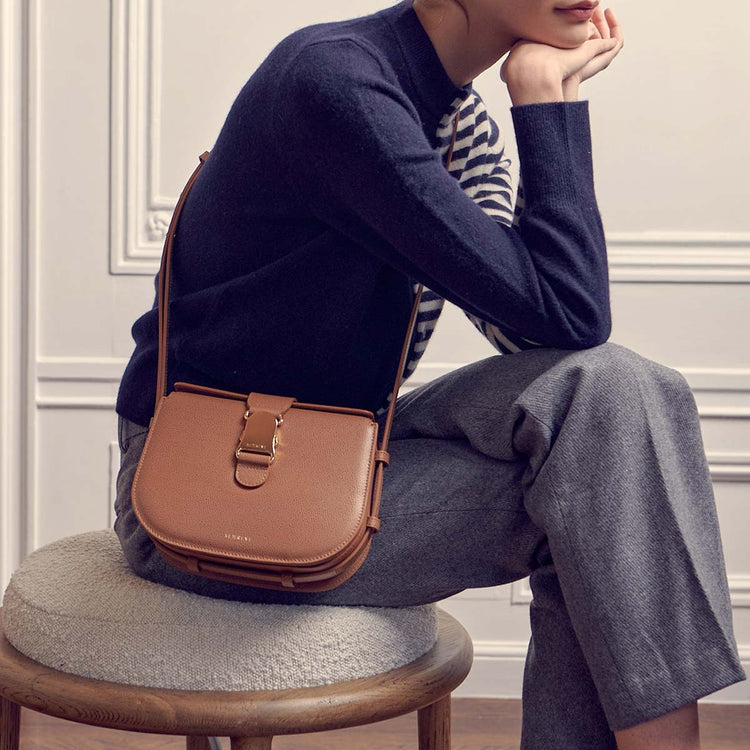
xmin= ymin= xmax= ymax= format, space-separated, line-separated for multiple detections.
xmin=413 ymin=0 xmax=596 ymax=86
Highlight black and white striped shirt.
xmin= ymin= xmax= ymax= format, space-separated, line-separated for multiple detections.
xmin=375 ymin=88 xmax=543 ymax=418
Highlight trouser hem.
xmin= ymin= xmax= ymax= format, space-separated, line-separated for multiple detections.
xmin=606 ymin=644 xmax=746 ymax=731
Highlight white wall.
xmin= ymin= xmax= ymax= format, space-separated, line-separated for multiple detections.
xmin=1 ymin=0 xmax=748 ymax=702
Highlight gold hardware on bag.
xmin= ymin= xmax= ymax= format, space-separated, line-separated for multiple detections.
xmin=236 ymin=410 xmax=280 ymax=463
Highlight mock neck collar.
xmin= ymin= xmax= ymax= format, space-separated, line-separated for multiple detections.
xmin=381 ymin=0 xmax=473 ymax=129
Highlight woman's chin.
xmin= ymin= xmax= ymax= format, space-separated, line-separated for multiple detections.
xmin=556 ymin=34 xmax=591 ymax=49
xmin=535 ymin=28 xmax=593 ymax=49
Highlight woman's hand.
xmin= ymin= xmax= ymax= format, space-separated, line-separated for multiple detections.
xmin=563 ymin=8 xmax=624 ymax=100
xmin=501 ymin=7 xmax=624 ymax=106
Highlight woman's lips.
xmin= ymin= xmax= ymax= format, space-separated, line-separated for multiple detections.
xmin=554 ymin=6 xmax=597 ymax=21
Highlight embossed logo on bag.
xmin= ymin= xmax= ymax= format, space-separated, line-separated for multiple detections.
xmin=224 ymin=533 xmax=252 ymax=542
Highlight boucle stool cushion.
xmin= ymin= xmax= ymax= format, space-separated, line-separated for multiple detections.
xmin=1 ymin=529 xmax=438 ymax=691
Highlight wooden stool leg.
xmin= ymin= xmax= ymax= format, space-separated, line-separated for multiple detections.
xmin=186 ymin=737 xmax=212 ymax=750
xmin=230 ymin=737 xmax=273 ymax=750
xmin=0 ymin=696 xmax=21 ymax=750
xmin=418 ymin=693 xmax=451 ymax=750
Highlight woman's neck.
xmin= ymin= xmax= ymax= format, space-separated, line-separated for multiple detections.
xmin=412 ymin=0 xmax=515 ymax=87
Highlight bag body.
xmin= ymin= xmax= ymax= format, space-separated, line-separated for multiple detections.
xmin=132 ymin=383 xmax=383 ymax=591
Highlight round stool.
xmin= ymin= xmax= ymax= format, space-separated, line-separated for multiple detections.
xmin=0 ymin=530 xmax=473 ymax=749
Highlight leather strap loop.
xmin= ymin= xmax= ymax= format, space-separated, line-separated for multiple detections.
xmin=235 ymin=393 xmax=297 ymax=488
xmin=374 ymin=449 xmax=390 ymax=467
xmin=245 ymin=393 xmax=296 ymax=416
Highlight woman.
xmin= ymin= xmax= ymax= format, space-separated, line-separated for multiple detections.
xmin=114 ymin=1 xmax=746 ymax=747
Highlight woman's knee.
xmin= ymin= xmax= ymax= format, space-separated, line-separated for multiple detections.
xmin=512 ymin=342 xmax=694 ymax=428
xmin=567 ymin=341 xmax=690 ymax=396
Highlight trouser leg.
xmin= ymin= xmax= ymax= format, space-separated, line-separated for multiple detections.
xmin=387 ymin=341 xmax=746 ymax=737
xmin=521 ymin=539 xmax=618 ymax=748
xmin=511 ymin=343 xmax=745 ymax=733
xmin=385 ymin=346 xmax=622 ymax=747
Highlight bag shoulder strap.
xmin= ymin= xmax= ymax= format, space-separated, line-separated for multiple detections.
xmin=154 ymin=111 xmax=462 ymax=455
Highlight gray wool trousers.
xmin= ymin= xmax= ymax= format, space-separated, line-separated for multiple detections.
xmin=114 ymin=341 xmax=746 ymax=747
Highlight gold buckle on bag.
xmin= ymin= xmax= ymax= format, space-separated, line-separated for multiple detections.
xmin=236 ymin=410 xmax=281 ymax=464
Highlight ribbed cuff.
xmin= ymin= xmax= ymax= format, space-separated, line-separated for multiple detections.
xmin=511 ymin=100 xmax=595 ymax=206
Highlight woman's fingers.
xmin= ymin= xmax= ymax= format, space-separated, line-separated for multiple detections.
xmin=590 ymin=6 xmax=610 ymax=39
xmin=569 ymin=22 xmax=624 ymax=85
xmin=564 ymin=36 xmax=619 ymax=77
xmin=604 ymin=7 xmax=624 ymax=47
xmin=576 ymin=7 xmax=624 ymax=82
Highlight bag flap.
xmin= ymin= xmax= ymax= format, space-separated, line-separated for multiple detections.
xmin=132 ymin=389 xmax=379 ymax=566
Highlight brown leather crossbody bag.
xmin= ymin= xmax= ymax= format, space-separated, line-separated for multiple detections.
xmin=131 ymin=113 xmax=461 ymax=592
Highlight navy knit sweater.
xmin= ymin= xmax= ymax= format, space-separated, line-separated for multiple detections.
xmin=116 ymin=0 xmax=612 ymax=428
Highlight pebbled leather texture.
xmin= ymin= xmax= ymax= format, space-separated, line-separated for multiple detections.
xmin=133 ymin=386 xmax=380 ymax=591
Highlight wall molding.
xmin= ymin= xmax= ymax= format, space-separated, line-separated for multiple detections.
xmin=24 ymin=0 xmax=41 ymax=565
xmin=0 ymin=0 xmax=30 ymax=591
xmin=510 ymin=574 xmax=750 ymax=609
xmin=37 ymin=356 xmax=128 ymax=381
xmin=730 ymin=576 xmax=750 ymax=608
xmin=707 ymin=454 xmax=750 ymax=483
xmin=453 ymin=639 xmax=750 ymax=701
xmin=511 ymin=578 xmax=532 ymax=605
xmin=37 ymin=398 xmax=119 ymax=410
xmin=110 ymin=0 xmax=174 ymax=275
xmin=467 ymin=639 xmax=750 ymax=666
xmin=607 ymin=232 xmax=750 ymax=283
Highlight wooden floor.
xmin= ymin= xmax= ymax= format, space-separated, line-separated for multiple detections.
xmin=11 ymin=698 xmax=750 ymax=749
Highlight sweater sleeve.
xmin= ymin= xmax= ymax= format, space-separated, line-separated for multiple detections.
xmin=461 ymin=186 xmax=549 ymax=353
xmin=271 ymin=38 xmax=611 ymax=349
xmin=453 ymin=103 xmax=548 ymax=353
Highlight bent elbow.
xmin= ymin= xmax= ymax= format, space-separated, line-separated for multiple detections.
xmin=577 ymin=326 xmax=611 ymax=349
xmin=567 ymin=312 xmax=612 ymax=349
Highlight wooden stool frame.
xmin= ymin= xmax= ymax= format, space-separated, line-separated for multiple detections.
xmin=0 ymin=607 xmax=473 ymax=750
